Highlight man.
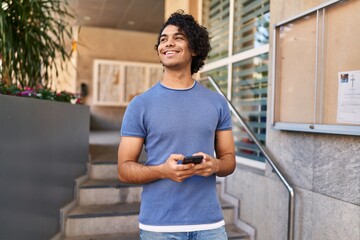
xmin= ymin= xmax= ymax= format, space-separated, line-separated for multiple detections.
xmin=118 ymin=10 xmax=236 ymax=240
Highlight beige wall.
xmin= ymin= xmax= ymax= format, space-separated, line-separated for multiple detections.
xmin=165 ymin=0 xmax=189 ymax=18
xmin=51 ymin=26 xmax=78 ymax=93
xmin=165 ymin=0 xmax=200 ymax=20
xmin=76 ymin=1 xmax=201 ymax=130
xmin=76 ymin=27 xmax=160 ymax=129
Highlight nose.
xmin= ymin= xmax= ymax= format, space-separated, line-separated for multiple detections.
xmin=165 ymin=37 xmax=175 ymax=47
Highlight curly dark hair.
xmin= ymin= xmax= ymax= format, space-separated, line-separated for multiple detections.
xmin=155 ymin=10 xmax=211 ymax=74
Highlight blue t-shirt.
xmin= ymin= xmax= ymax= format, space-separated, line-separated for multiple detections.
xmin=121 ymin=81 xmax=232 ymax=229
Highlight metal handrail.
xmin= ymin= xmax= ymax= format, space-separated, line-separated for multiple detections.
xmin=199 ymin=76 xmax=295 ymax=240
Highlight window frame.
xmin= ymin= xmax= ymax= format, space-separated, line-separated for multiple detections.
xmin=200 ymin=0 xmax=269 ymax=169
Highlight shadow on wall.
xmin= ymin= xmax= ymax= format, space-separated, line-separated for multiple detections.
xmin=90 ymin=106 xmax=126 ymax=131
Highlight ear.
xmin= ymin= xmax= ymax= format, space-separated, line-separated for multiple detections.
xmin=191 ymin=51 xmax=197 ymax=57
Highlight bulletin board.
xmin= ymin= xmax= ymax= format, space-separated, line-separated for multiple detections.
xmin=272 ymin=0 xmax=360 ymax=136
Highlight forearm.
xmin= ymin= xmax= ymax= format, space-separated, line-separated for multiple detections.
xmin=118 ymin=161 xmax=164 ymax=184
xmin=212 ymin=130 xmax=236 ymax=177
xmin=118 ymin=136 xmax=165 ymax=184
xmin=215 ymin=152 xmax=236 ymax=177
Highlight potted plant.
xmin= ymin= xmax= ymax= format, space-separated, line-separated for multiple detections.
xmin=0 ymin=0 xmax=78 ymax=102
xmin=0 ymin=1 xmax=89 ymax=239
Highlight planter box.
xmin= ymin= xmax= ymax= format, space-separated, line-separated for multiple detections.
xmin=0 ymin=95 xmax=90 ymax=240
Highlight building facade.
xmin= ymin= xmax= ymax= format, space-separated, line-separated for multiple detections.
xmin=197 ymin=0 xmax=359 ymax=239
xmin=74 ymin=0 xmax=359 ymax=239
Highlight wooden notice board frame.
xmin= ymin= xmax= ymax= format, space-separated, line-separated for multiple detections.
xmin=272 ymin=0 xmax=360 ymax=136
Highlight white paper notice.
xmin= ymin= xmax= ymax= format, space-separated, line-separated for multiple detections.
xmin=337 ymin=70 xmax=360 ymax=124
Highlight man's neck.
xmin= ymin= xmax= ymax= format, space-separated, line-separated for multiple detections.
xmin=161 ymin=70 xmax=194 ymax=89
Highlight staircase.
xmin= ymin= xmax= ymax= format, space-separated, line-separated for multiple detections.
xmin=56 ymin=132 xmax=250 ymax=240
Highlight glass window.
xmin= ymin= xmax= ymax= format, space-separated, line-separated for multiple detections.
xmin=201 ymin=0 xmax=270 ymax=163
xmin=232 ymin=53 xmax=268 ymax=162
xmin=200 ymin=66 xmax=228 ymax=93
xmin=202 ymin=0 xmax=230 ymax=62
xmin=233 ymin=0 xmax=270 ymax=54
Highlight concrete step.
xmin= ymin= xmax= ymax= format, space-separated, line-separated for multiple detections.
xmin=89 ymin=143 xmax=147 ymax=180
xmin=88 ymin=144 xmax=119 ymax=180
xmin=221 ymin=198 xmax=235 ymax=225
xmin=79 ymin=178 xmax=223 ymax=206
xmin=89 ymin=158 xmax=146 ymax=180
xmin=227 ymin=224 xmax=251 ymax=239
xmin=78 ymin=179 xmax=142 ymax=205
xmin=90 ymin=162 xmax=118 ymax=180
xmin=89 ymin=144 xmax=147 ymax=164
xmin=62 ymin=231 xmax=139 ymax=240
xmin=59 ymin=135 xmax=250 ymax=240
xmin=62 ymin=224 xmax=248 ymax=240
xmin=90 ymin=145 xmax=119 ymax=163
xmin=65 ymin=199 xmax=235 ymax=237
xmin=65 ymin=202 xmax=140 ymax=237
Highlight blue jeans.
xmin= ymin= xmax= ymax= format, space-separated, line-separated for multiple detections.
xmin=139 ymin=226 xmax=228 ymax=240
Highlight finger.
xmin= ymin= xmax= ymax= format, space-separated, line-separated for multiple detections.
xmin=172 ymin=172 xmax=194 ymax=182
xmin=179 ymin=167 xmax=198 ymax=176
xmin=180 ymin=163 xmax=195 ymax=169
xmin=193 ymin=152 xmax=206 ymax=158
xmin=169 ymin=154 xmax=185 ymax=162
xmin=174 ymin=154 xmax=186 ymax=159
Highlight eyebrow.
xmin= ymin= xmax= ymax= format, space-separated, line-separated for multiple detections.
xmin=160 ymin=32 xmax=186 ymax=38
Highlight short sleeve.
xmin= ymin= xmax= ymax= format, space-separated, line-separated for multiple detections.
xmin=216 ymin=94 xmax=232 ymax=131
xmin=120 ymin=96 xmax=147 ymax=138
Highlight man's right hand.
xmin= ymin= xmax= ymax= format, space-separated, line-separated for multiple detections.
xmin=118 ymin=137 xmax=198 ymax=184
xmin=160 ymin=154 xmax=197 ymax=182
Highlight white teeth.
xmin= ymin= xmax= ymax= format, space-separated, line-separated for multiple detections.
xmin=165 ymin=51 xmax=175 ymax=56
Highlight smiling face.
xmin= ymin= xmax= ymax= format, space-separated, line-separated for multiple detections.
xmin=157 ymin=25 xmax=196 ymax=73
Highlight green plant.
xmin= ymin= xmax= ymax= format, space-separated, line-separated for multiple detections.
xmin=0 ymin=0 xmax=73 ymax=88
xmin=0 ymin=82 xmax=81 ymax=103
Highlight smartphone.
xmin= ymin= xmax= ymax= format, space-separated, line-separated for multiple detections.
xmin=182 ymin=155 xmax=203 ymax=164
